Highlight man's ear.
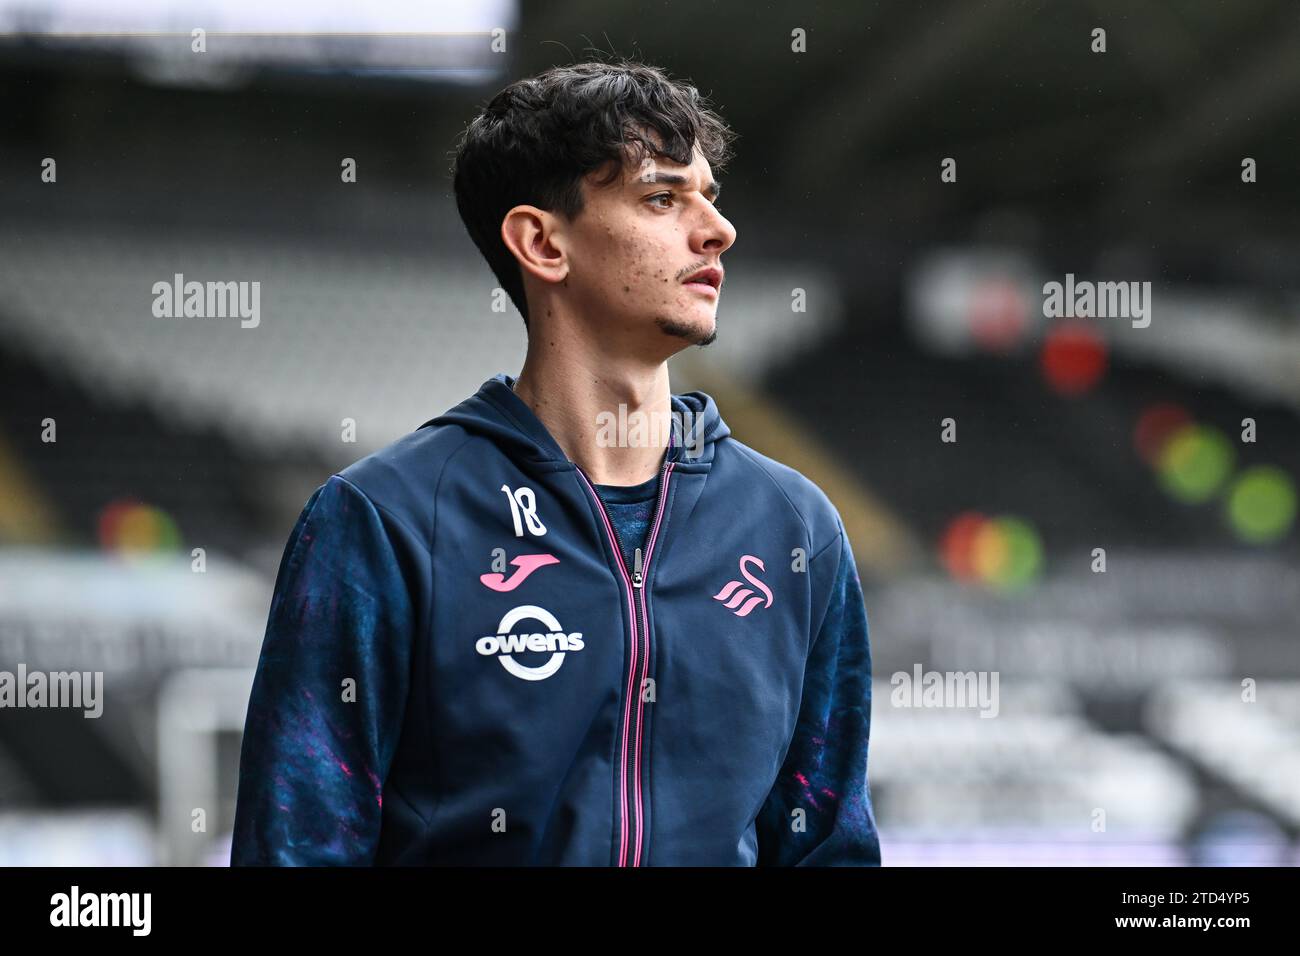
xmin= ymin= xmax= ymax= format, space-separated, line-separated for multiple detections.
xmin=501 ymin=206 xmax=568 ymax=285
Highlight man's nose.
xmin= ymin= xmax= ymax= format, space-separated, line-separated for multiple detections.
xmin=698 ymin=205 xmax=736 ymax=253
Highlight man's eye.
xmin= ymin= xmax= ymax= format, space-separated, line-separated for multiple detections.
xmin=648 ymin=193 xmax=673 ymax=208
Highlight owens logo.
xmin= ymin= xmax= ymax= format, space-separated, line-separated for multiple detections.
xmin=476 ymin=605 xmax=584 ymax=681
xmin=712 ymin=554 xmax=774 ymax=618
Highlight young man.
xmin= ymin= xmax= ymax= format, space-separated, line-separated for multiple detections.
xmin=231 ymin=60 xmax=881 ymax=866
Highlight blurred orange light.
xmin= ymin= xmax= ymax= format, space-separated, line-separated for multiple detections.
xmin=939 ymin=511 xmax=989 ymax=581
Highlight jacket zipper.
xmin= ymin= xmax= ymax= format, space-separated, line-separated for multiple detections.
xmin=575 ymin=457 xmax=675 ymax=867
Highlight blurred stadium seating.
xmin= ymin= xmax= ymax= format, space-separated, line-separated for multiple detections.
xmin=1 ymin=0 xmax=1298 ymax=866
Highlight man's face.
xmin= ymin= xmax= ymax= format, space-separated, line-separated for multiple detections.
xmin=561 ymin=143 xmax=736 ymax=351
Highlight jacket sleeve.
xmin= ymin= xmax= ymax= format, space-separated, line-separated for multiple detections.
xmin=230 ymin=474 xmax=417 ymax=865
xmin=754 ymin=524 xmax=882 ymax=865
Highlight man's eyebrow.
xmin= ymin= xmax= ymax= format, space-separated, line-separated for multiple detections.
xmin=639 ymin=171 xmax=722 ymax=201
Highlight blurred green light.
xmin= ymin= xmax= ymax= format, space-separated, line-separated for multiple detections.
xmin=1226 ymin=466 xmax=1296 ymax=543
xmin=1158 ymin=424 xmax=1234 ymax=503
xmin=975 ymin=516 xmax=1043 ymax=592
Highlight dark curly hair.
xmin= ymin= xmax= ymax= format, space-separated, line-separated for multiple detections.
xmin=451 ymin=59 xmax=738 ymax=330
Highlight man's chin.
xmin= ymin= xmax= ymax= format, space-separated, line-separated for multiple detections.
xmin=654 ymin=313 xmax=717 ymax=347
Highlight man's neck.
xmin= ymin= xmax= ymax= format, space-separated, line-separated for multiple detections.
xmin=512 ymin=343 xmax=673 ymax=487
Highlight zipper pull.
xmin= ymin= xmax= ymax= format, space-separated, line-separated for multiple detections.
xmin=633 ymin=547 xmax=644 ymax=588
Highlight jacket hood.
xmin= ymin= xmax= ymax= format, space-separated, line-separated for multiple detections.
xmin=424 ymin=372 xmax=730 ymax=470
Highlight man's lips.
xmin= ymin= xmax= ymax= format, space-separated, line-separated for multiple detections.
xmin=683 ymin=267 xmax=723 ymax=290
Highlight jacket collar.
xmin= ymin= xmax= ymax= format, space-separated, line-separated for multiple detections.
xmin=424 ymin=372 xmax=729 ymax=470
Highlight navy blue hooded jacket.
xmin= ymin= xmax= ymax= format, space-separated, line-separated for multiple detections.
xmin=231 ymin=372 xmax=881 ymax=866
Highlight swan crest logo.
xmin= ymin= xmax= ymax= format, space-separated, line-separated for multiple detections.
xmin=712 ymin=555 xmax=774 ymax=618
